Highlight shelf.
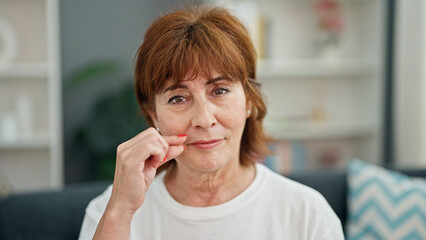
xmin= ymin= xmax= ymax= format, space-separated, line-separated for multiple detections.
xmin=0 ymin=63 xmax=48 ymax=79
xmin=0 ymin=0 xmax=63 ymax=192
xmin=211 ymin=0 xmax=385 ymax=170
xmin=257 ymin=59 xmax=377 ymax=79
xmin=231 ymin=0 xmax=381 ymax=2
xmin=264 ymin=121 xmax=374 ymax=141
xmin=0 ymin=133 xmax=50 ymax=150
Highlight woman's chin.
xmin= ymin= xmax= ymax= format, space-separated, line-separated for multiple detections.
xmin=176 ymin=156 xmax=228 ymax=173
xmin=198 ymin=161 xmax=224 ymax=172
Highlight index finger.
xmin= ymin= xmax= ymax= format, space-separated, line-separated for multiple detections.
xmin=162 ymin=135 xmax=187 ymax=146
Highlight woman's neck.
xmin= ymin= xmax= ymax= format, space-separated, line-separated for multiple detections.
xmin=164 ymin=161 xmax=256 ymax=207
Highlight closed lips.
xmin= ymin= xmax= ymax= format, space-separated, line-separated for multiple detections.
xmin=190 ymin=139 xmax=222 ymax=145
xmin=189 ymin=139 xmax=223 ymax=149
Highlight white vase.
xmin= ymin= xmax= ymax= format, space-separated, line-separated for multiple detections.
xmin=319 ymin=44 xmax=340 ymax=63
xmin=0 ymin=17 xmax=18 ymax=72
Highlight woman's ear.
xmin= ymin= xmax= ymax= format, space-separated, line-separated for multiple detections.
xmin=148 ymin=110 xmax=159 ymax=129
xmin=246 ymin=100 xmax=252 ymax=118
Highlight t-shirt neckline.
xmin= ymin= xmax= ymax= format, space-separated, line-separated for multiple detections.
xmin=153 ymin=163 xmax=267 ymax=221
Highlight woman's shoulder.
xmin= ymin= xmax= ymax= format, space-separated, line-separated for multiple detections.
xmin=84 ymin=184 xmax=113 ymax=220
xmin=257 ymin=163 xmax=340 ymax=220
xmin=256 ymin=164 xmax=343 ymax=238
xmin=257 ymin=163 xmax=333 ymax=209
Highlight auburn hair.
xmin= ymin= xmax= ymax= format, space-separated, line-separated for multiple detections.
xmin=134 ymin=6 xmax=271 ymax=172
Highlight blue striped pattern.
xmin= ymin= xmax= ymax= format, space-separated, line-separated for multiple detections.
xmin=347 ymin=159 xmax=426 ymax=240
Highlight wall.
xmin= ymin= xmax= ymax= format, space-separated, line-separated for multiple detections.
xmin=394 ymin=0 xmax=426 ymax=168
xmin=422 ymin=1 xmax=426 ymax=167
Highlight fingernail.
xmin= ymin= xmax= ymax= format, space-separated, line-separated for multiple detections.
xmin=178 ymin=134 xmax=187 ymax=137
xmin=156 ymin=154 xmax=168 ymax=170
xmin=183 ymin=144 xmax=186 ymax=150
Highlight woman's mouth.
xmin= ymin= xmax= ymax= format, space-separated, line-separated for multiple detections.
xmin=189 ymin=139 xmax=223 ymax=149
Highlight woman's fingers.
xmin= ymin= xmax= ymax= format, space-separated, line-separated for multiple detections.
xmin=163 ymin=135 xmax=187 ymax=146
xmin=124 ymin=132 xmax=187 ymax=170
xmin=156 ymin=144 xmax=186 ymax=169
xmin=139 ymin=144 xmax=165 ymax=169
xmin=159 ymin=135 xmax=187 ymax=166
xmin=166 ymin=144 xmax=185 ymax=160
xmin=126 ymin=128 xmax=169 ymax=154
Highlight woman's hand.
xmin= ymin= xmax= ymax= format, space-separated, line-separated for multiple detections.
xmin=109 ymin=127 xmax=186 ymax=215
xmin=93 ymin=127 xmax=186 ymax=240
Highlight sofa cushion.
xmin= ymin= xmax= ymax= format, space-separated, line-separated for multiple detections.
xmin=287 ymin=169 xmax=347 ymax=229
xmin=346 ymin=159 xmax=426 ymax=239
xmin=0 ymin=181 xmax=111 ymax=240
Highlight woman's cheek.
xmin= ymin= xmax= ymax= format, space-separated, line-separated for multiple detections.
xmin=221 ymin=104 xmax=247 ymax=128
xmin=158 ymin=111 xmax=188 ymax=135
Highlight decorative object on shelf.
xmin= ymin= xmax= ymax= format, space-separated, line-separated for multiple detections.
xmin=0 ymin=94 xmax=34 ymax=141
xmin=318 ymin=147 xmax=340 ymax=166
xmin=313 ymin=0 xmax=344 ymax=62
xmin=311 ymin=105 xmax=328 ymax=126
xmin=16 ymin=94 xmax=33 ymax=137
xmin=232 ymin=2 xmax=269 ymax=60
xmin=0 ymin=112 xmax=18 ymax=141
xmin=0 ymin=17 xmax=18 ymax=72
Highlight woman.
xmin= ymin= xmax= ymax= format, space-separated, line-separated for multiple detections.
xmin=79 ymin=6 xmax=344 ymax=240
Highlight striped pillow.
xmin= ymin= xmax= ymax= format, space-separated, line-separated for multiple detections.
xmin=347 ymin=159 xmax=426 ymax=240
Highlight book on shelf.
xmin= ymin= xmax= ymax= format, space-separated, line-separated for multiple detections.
xmin=264 ymin=140 xmax=345 ymax=174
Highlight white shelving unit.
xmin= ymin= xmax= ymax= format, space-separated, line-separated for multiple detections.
xmin=0 ymin=0 xmax=63 ymax=193
xmin=0 ymin=133 xmax=50 ymax=150
xmin=258 ymin=59 xmax=378 ymax=78
xmin=264 ymin=121 xmax=375 ymax=141
xmin=0 ymin=63 xmax=49 ymax=79
xmin=210 ymin=0 xmax=385 ymax=171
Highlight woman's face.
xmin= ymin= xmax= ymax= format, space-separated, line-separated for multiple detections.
xmin=152 ymin=71 xmax=251 ymax=172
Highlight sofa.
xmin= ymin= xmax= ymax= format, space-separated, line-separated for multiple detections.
xmin=0 ymin=167 xmax=425 ymax=240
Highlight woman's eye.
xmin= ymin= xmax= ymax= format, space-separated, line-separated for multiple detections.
xmin=213 ymin=88 xmax=229 ymax=96
xmin=168 ymin=95 xmax=186 ymax=104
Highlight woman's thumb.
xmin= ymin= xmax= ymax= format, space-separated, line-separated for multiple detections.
xmin=164 ymin=144 xmax=185 ymax=162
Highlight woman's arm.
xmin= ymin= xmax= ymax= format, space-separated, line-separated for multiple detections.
xmin=93 ymin=203 xmax=134 ymax=240
xmin=84 ymin=127 xmax=186 ymax=239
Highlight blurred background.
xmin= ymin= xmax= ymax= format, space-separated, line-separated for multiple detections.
xmin=0 ymin=0 xmax=425 ymax=195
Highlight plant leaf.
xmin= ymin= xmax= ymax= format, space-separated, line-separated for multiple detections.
xmin=65 ymin=60 xmax=121 ymax=88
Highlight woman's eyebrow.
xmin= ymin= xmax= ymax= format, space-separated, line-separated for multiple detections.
xmin=163 ymin=84 xmax=188 ymax=93
xmin=206 ymin=76 xmax=228 ymax=85
xmin=163 ymin=76 xmax=228 ymax=93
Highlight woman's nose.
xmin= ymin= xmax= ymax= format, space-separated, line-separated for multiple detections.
xmin=191 ymin=99 xmax=217 ymax=129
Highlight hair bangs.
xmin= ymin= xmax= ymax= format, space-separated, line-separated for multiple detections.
xmin=150 ymin=18 xmax=247 ymax=94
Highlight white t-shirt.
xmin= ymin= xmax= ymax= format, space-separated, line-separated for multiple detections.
xmin=79 ymin=164 xmax=344 ymax=240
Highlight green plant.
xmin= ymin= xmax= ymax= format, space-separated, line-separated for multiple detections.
xmin=65 ymin=60 xmax=121 ymax=88
xmin=74 ymin=83 xmax=147 ymax=179
xmin=67 ymin=60 xmax=148 ymax=180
